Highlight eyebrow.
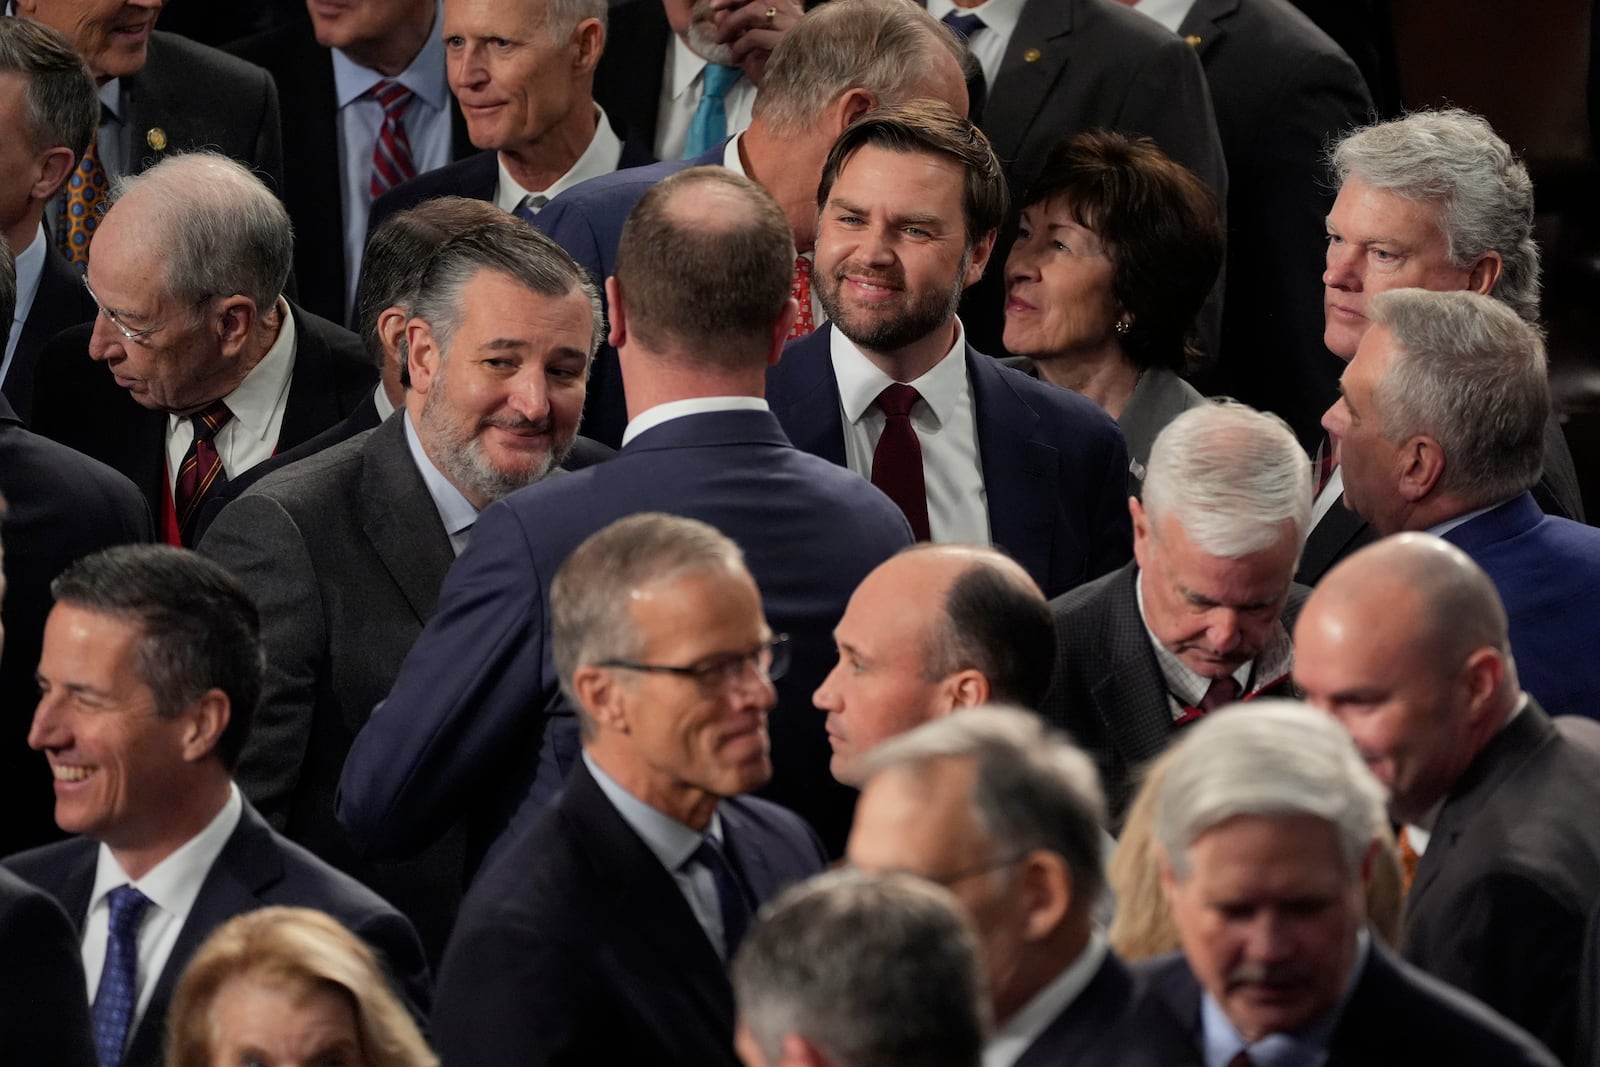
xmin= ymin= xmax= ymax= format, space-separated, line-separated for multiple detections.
xmin=829 ymin=197 xmax=945 ymax=231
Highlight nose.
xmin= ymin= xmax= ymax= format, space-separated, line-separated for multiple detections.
xmin=88 ymin=312 xmax=123 ymax=363
xmin=812 ymin=660 xmax=842 ymax=712
xmin=1006 ymin=239 xmax=1041 ymax=285
xmin=1242 ymin=910 xmax=1295 ymax=966
xmin=857 ymin=224 xmax=896 ymax=268
xmin=28 ymin=691 xmax=68 ymax=752
xmin=1323 ymin=239 xmax=1361 ymax=291
xmin=507 ymin=372 xmax=551 ymax=423
xmin=1320 ymin=396 xmax=1348 ymax=441
xmin=450 ymin=43 xmax=489 ymax=90
xmin=1206 ymin=609 xmax=1243 ymax=654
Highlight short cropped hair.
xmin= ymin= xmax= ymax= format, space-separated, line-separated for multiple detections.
xmin=167 ymin=907 xmax=435 ymax=1067
xmin=818 ymin=100 xmax=1009 ymax=248
xmin=51 ymin=545 xmax=263 ymax=771
xmin=409 ymin=218 xmax=604 ymax=360
xmin=356 ymin=197 xmax=510 ymax=374
xmin=552 ymin=513 xmax=747 ymax=732
xmin=1332 ymin=108 xmax=1540 ymax=324
xmin=614 ymin=167 xmax=795 ymax=360
xmin=753 ymin=0 xmax=966 ymax=138
xmin=1141 ymin=401 xmax=1312 ymax=558
xmin=912 ymin=547 xmax=1053 ymax=709
xmin=547 ymin=0 xmax=607 ymax=41
xmin=862 ymin=706 xmax=1108 ymax=915
xmin=733 ymin=870 xmax=986 ymax=1067
xmin=1368 ymin=288 xmax=1547 ymax=507
xmin=111 ymin=153 xmax=293 ymax=313
xmin=1155 ymin=700 xmax=1387 ymax=881
xmin=1025 ymin=130 xmax=1223 ymax=371
xmin=0 ymin=17 xmax=96 ymax=163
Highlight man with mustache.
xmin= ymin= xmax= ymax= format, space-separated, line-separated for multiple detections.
xmin=766 ymin=100 xmax=1131 ymax=599
xmin=1037 ymin=402 xmax=1310 ymax=824
xmin=1123 ymin=700 xmax=1559 ymax=1066
xmin=1295 ymin=534 xmax=1600 ymax=1066
xmin=200 ymin=205 xmax=600 ymax=962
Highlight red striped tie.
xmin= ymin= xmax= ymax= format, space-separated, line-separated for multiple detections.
xmin=369 ymin=80 xmax=417 ymax=199
xmin=174 ymin=400 xmax=233 ymax=546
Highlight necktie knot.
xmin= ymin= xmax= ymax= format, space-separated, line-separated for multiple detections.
xmin=702 ymin=63 xmax=742 ymax=99
xmin=514 ymin=193 xmax=549 ymax=221
xmin=106 ymin=885 xmax=152 ymax=938
xmin=370 ymin=78 xmax=413 ymax=116
xmin=190 ymin=400 xmax=233 ymax=443
xmin=1199 ymin=674 xmax=1242 ymax=713
xmin=875 ymin=382 xmax=922 ymax=419
xmin=941 ymin=10 xmax=985 ymax=41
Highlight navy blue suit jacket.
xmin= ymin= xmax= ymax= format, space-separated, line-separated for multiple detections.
xmin=3 ymin=802 xmax=431 ymax=1067
xmin=337 ymin=408 xmax=913 ymax=863
xmin=0 ymin=866 xmax=95 ymax=1067
xmin=1014 ymin=951 xmax=1136 ymax=1066
xmin=1440 ymin=492 xmax=1600 ymax=722
xmin=432 ymin=758 xmax=826 ymax=1066
xmin=1115 ymin=945 xmax=1561 ymax=1067
xmin=766 ymin=325 xmax=1132 ymax=598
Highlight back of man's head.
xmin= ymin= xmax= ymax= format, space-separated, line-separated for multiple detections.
xmin=1332 ymin=108 xmax=1539 ymax=324
xmin=0 ymin=16 xmax=96 ymax=173
xmin=752 ymin=0 xmax=967 ymax=138
xmin=1141 ymin=402 xmax=1312 ymax=559
xmin=1368 ymin=288 xmax=1548 ymax=509
xmin=911 ymin=545 xmax=1052 ymax=710
xmin=614 ymin=166 xmax=795 ymax=363
xmin=733 ymin=869 xmax=986 ymax=1067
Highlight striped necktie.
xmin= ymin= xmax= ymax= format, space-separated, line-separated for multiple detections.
xmin=174 ymin=400 xmax=234 ymax=546
xmin=369 ymin=79 xmax=417 ymax=199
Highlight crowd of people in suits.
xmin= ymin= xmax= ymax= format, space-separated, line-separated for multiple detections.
xmin=0 ymin=0 xmax=1598 ymax=1065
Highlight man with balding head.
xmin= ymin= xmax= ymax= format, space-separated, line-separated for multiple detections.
xmin=814 ymin=544 xmax=1052 ymax=786
xmin=1039 ymin=401 xmax=1311 ymax=823
xmin=1326 ymin=287 xmax=1600 ymax=721
xmin=1295 ymin=534 xmax=1600 ymax=1065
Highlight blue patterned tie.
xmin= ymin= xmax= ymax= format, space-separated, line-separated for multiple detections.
xmin=683 ymin=64 xmax=743 ymax=158
xmin=689 ymin=835 xmax=752 ymax=959
xmin=941 ymin=9 xmax=985 ymax=41
xmin=92 ymin=886 xmax=152 ymax=1067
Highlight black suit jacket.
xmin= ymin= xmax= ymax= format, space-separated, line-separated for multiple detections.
xmin=593 ymin=0 xmax=672 ymax=163
xmin=1179 ymin=0 xmax=1372 ymax=453
xmin=1402 ymin=703 xmax=1600 ymax=1066
xmin=1116 ymin=944 xmax=1562 ymax=1066
xmin=4 ymin=801 xmax=431 ymax=1067
xmin=27 ymin=305 xmax=376 ymax=533
xmin=0 ymin=866 xmax=96 ymax=1067
xmin=228 ymin=22 xmax=474 ymax=324
xmin=432 ymin=758 xmax=827 ymax=1066
xmin=0 ymin=394 xmax=151 ymax=858
xmin=1 ymin=242 xmax=96 ymax=422
xmin=1014 ymin=951 xmax=1136 ymax=1066
xmin=1038 ymin=561 xmax=1306 ymax=824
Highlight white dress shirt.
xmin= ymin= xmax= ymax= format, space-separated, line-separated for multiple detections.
xmin=403 ymin=409 xmax=481 ymax=555
xmin=654 ymin=34 xmax=757 ymax=161
xmin=497 ymin=106 xmax=623 ymax=215
xmin=81 ymin=784 xmax=243 ymax=1037
xmin=925 ymin=0 xmax=1027 ymax=90
xmin=332 ymin=4 xmax=454 ymax=320
xmin=1130 ymin=0 xmax=1199 ymax=35
xmin=984 ymin=933 xmax=1110 ymax=1067
xmin=1 ymin=223 xmax=46 ymax=386
xmin=164 ymin=300 xmax=297 ymax=494
xmin=830 ymin=321 xmax=990 ymax=544
xmin=622 ymin=395 xmax=769 ymax=448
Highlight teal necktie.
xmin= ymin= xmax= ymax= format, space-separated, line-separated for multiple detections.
xmin=683 ymin=64 xmax=743 ymax=158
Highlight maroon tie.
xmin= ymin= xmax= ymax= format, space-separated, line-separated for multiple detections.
xmin=871 ymin=383 xmax=931 ymax=541
xmin=1173 ymin=675 xmax=1242 ymax=726
xmin=174 ymin=400 xmax=233 ymax=546
xmin=369 ymin=80 xmax=416 ymax=199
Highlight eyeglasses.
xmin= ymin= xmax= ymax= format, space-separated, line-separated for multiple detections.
xmin=82 ymin=276 xmax=210 ymax=346
xmin=596 ymin=634 xmax=790 ymax=690
xmin=923 ymin=849 xmax=1034 ymax=888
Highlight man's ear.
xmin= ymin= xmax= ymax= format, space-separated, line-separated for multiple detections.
xmin=180 ymin=689 xmax=230 ymax=763
xmin=1395 ymin=435 xmax=1445 ymax=503
xmin=605 ymin=276 xmax=628 ymax=350
xmin=1467 ymin=250 xmax=1503 ymax=296
xmin=33 ymin=145 xmax=76 ymax=202
xmin=407 ymin=318 xmax=441 ymax=395
xmin=215 ymin=296 xmax=258 ymax=358
xmin=571 ymin=17 xmax=606 ymax=76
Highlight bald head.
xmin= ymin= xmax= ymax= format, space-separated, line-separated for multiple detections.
xmin=613 ymin=166 xmax=796 ymax=360
xmin=1293 ymin=534 xmax=1518 ymax=821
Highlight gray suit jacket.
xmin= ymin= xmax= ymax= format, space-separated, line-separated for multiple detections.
xmin=198 ymin=414 xmax=465 ymax=962
xmin=1118 ymin=367 xmax=1208 ymax=482
xmin=1038 ymin=561 xmax=1305 ymax=822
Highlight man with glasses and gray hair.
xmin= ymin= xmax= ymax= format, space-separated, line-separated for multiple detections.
xmin=846 ymin=705 xmax=1132 ymax=1067
xmin=433 ymin=512 xmax=827 ymax=1066
xmin=26 ymin=151 xmax=375 ymax=547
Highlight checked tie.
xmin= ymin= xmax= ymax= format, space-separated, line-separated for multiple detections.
xmin=369 ymin=80 xmax=417 ymax=200
xmin=173 ymin=400 xmax=233 ymax=547
xmin=92 ymin=885 xmax=152 ymax=1067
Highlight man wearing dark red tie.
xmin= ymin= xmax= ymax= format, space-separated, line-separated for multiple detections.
xmin=25 ymin=152 xmax=374 ymax=547
xmin=766 ymin=100 xmax=1132 ymax=599
xmin=1036 ymin=401 xmax=1309 ymax=825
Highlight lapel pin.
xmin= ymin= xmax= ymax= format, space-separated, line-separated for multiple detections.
xmin=1185 ymin=34 xmax=1203 ymax=47
xmin=146 ymin=127 xmax=168 ymax=152
xmin=1024 ymin=47 xmax=1041 ymax=62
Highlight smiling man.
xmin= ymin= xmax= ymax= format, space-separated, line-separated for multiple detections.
xmin=432 ymin=513 xmax=828 ymax=1066
xmin=767 ymin=100 xmax=1131 ymax=599
xmin=199 ymin=204 xmax=599 ymax=963
xmin=1294 ymin=534 xmax=1600 ymax=1066
xmin=2 ymin=545 xmax=429 ymax=1067
xmin=1038 ymin=402 xmax=1309 ymax=823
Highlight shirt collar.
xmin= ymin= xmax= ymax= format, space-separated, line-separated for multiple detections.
xmin=582 ymin=751 xmax=724 ymax=871
xmin=98 ymin=79 xmax=122 ymax=124
xmin=621 ymin=395 xmax=769 ymax=448
xmin=495 ymin=105 xmax=623 ymax=211
xmin=167 ymin=298 xmax=296 ymax=444
xmin=669 ymin=33 xmax=750 ymax=100
xmin=1130 ymin=0 xmax=1198 ymax=35
xmin=373 ymin=382 xmax=396 ymax=422
xmin=89 ymin=783 xmax=243 ymax=924
xmin=402 ymin=408 xmax=480 ymax=539
xmin=984 ymin=934 xmax=1109 ymax=1067
xmin=722 ymin=134 xmax=746 ymax=173
xmin=331 ymin=2 xmax=450 ymax=110
xmin=1200 ymin=930 xmax=1370 ymax=1067
xmin=924 ymin=0 xmax=1028 ymax=42
xmin=1424 ymin=499 xmax=1509 ymax=539
xmin=830 ymin=319 xmax=969 ymax=427
xmin=13 ymin=222 xmax=46 ymax=318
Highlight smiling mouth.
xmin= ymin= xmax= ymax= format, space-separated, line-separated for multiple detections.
xmin=51 ymin=764 xmax=95 ymax=783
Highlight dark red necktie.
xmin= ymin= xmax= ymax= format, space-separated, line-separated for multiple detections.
xmin=174 ymin=400 xmax=233 ymax=546
xmin=871 ymin=383 xmax=931 ymax=541
xmin=369 ymin=80 xmax=416 ymax=199
xmin=1173 ymin=674 xmax=1242 ymax=726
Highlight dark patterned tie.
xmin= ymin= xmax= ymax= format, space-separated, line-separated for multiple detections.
xmin=941 ymin=9 xmax=985 ymax=41
xmin=369 ymin=79 xmax=417 ymax=199
xmin=514 ymin=194 xmax=549 ymax=221
xmin=174 ymin=400 xmax=233 ymax=546
xmin=1173 ymin=675 xmax=1242 ymax=726
xmin=788 ymin=255 xmax=815 ymax=339
xmin=689 ymin=835 xmax=753 ymax=958
xmin=59 ymin=127 xmax=111 ymax=271
xmin=871 ymin=383 xmax=931 ymax=541
xmin=92 ymin=885 xmax=152 ymax=1067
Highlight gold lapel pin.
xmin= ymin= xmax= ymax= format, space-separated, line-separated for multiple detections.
xmin=1023 ymin=47 xmax=1041 ymax=62
xmin=1185 ymin=34 xmax=1203 ymax=47
xmin=146 ymin=127 xmax=168 ymax=151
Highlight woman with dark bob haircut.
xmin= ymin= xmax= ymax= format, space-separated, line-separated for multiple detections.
xmin=1003 ymin=129 xmax=1224 ymax=483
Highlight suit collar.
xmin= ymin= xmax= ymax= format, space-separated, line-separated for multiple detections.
xmin=1085 ymin=563 xmax=1181 ymax=774
xmin=1176 ymin=0 xmax=1241 ymax=49
xmin=769 ymin=326 xmax=848 ymax=465
xmin=360 ymin=414 xmax=455 ymax=621
xmin=968 ymin=348 xmax=1058 ymax=580
xmin=1436 ymin=492 xmax=1542 ymax=553
xmin=989 ymin=0 xmax=1078 ymax=159
xmin=621 ymin=405 xmax=794 ymax=454
xmin=1296 ymin=495 xmax=1373 ymax=585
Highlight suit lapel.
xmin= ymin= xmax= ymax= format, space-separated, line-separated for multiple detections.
xmin=1014 ymin=953 xmax=1135 ymax=1066
xmin=279 ymin=306 xmax=341 ymax=449
xmin=1175 ymin=0 xmax=1240 ymax=56
xmin=6 ymin=244 xmax=90 ymax=417
xmin=1296 ymin=496 xmax=1373 ymax=585
xmin=986 ymin=0 xmax=1076 ymax=162
xmin=969 ymin=349 xmax=1055 ymax=583
xmin=1093 ymin=569 xmax=1179 ymax=775
xmin=359 ymin=416 xmax=455 ymax=621
xmin=769 ymin=327 xmax=848 ymax=466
